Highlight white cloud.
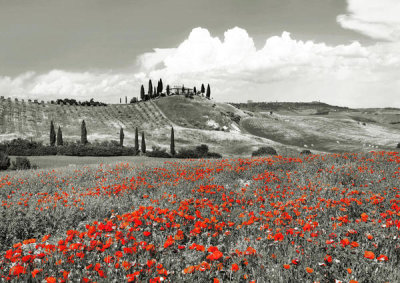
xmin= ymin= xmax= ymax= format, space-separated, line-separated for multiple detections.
xmin=0 ymin=26 xmax=400 ymax=108
xmin=337 ymin=0 xmax=400 ymax=41
xmin=0 ymin=70 xmax=141 ymax=103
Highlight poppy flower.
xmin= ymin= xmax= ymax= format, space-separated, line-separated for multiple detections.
xmin=364 ymin=251 xmax=375 ymax=259
xmin=231 ymin=263 xmax=239 ymax=272
xmin=306 ymin=267 xmax=314 ymax=273
xmin=283 ymin=264 xmax=291 ymax=269
xmin=377 ymin=254 xmax=389 ymax=262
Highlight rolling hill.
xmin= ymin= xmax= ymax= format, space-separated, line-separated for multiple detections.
xmin=1 ymin=95 xmax=399 ymax=156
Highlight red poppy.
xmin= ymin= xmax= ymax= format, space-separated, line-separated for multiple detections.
xmin=364 ymin=251 xmax=375 ymax=259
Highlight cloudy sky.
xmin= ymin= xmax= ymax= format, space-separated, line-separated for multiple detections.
xmin=0 ymin=0 xmax=399 ymax=107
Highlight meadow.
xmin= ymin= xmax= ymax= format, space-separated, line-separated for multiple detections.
xmin=0 ymin=152 xmax=399 ymax=282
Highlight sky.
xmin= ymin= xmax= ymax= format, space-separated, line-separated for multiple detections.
xmin=0 ymin=0 xmax=399 ymax=107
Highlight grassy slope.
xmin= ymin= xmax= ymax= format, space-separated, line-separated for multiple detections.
xmin=2 ymin=96 xmax=400 ymax=157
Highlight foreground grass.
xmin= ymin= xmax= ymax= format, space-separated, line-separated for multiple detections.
xmin=0 ymin=152 xmax=399 ymax=282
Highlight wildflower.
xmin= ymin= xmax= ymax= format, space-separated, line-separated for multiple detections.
xmin=231 ymin=263 xmax=239 ymax=272
xmin=364 ymin=251 xmax=375 ymax=259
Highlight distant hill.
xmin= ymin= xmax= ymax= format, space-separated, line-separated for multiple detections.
xmin=1 ymin=95 xmax=400 ymax=156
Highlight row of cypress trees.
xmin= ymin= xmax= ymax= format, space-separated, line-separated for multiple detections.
xmin=50 ymin=120 xmax=176 ymax=156
xmin=49 ymin=121 xmax=63 ymax=146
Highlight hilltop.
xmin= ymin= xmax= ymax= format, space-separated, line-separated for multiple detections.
xmin=1 ymin=95 xmax=400 ymax=156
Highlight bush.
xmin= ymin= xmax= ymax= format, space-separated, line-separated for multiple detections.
xmin=0 ymin=151 xmax=10 ymax=170
xmin=300 ymin=149 xmax=312 ymax=155
xmin=252 ymin=146 xmax=277 ymax=157
xmin=0 ymin=139 xmax=138 ymax=157
xmin=176 ymin=144 xmax=222 ymax=159
xmin=12 ymin=157 xmax=31 ymax=170
xmin=58 ymin=144 xmax=138 ymax=157
xmin=146 ymin=146 xmax=171 ymax=158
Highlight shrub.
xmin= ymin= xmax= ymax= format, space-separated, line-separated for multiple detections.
xmin=252 ymin=146 xmax=277 ymax=157
xmin=300 ymin=149 xmax=312 ymax=155
xmin=12 ymin=157 xmax=31 ymax=170
xmin=176 ymin=144 xmax=222 ymax=159
xmin=146 ymin=146 xmax=171 ymax=158
xmin=0 ymin=151 xmax=10 ymax=170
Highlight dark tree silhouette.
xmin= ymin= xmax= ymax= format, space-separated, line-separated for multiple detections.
xmin=120 ymin=128 xmax=124 ymax=147
xmin=140 ymin=85 xmax=145 ymax=101
xmin=125 ymin=96 xmax=127 ymax=104
xmin=201 ymin=84 xmax=205 ymax=94
xmin=81 ymin=120 xmax=88 ymax=145
xmin=50 ymin=120 xmax=56 ymax=146
xmin=170 ymin=127 xmax=175 ymax=156
xmin=182 ymin=85 xmax=185 ymax=94
xmin=135 ymin=127 xmax=139 ymax=152
xmin=206 ymin=84 xmax=211 ymax=99
xmin=120 ymin=98 xmax=122 ymax=104
xmin=194 ymin=86 xmax=197 ymax=94
xmin=141 ymin=132 xmax=146 ymax=154
xmin=159 ymin=79 xmax=163 ymax=94
xmin=166 ymin=85 xmax=170 ymax=95
xmin=148 ymin=80 xmax=153 ymax=96
xmin=57 ymin=126 xmax=63 ymax=146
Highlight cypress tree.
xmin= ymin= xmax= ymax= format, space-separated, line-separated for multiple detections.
xmin=119 ymin=128 xmax=124 ymax=147
xmin=170 ymin=127 xmax=175 ymax=156
xmin=166 ymin=85 xmax=170 ymax=95
xmin=135 ymin=127 xmax=139 ymax=152
xmin=206 ymin=84 xmax=211 ymax=99
xmin=159 ymin=79 xmax=163 ymax=94
xmin=50 ymin=120 xmax=56 ymax=146
xmin=153 ymin=87 xmax=157 ymax=97
xmin=194 ymin=86 xmax=197 ymax=94
xmin=148 ymin=80 xmax=153 ymax=96
xmin=201 ymin=84 xmax=205 ymax=94
xmin=57 ymin=126 xmax=63 ymax=146
xmin=141 ymin=132 xmax=146 ymax=154
xmin=125 ymin=96 xmax=127 ymax=104
xmin=81 ymin=120 xmax=88 ymax=145
xmin=182 ymin=85 xmax=185 ymax=94
xmin=140 ymin=85 xmax=145 ymax=101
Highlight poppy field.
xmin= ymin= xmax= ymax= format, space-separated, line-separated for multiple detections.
xmin=0 ymin=151 xmax=400 ymax=282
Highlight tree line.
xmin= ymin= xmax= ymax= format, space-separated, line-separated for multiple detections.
xmin=137 ymin=79 xmax=211 ymax=102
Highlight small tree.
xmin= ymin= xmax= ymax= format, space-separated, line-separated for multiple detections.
xmin=140 ymin=85 xmax=145 ymax=101
xmin=166 ymin=85 xmax=170 ymax=95
xmin=153 ymin=87 xmax=157 ymax=97
xmin=81 ymin=120 xmax=88 ymax=145
xmin=170 ymin=127 xmax=175 ymax=156
xmin=119 ymin=128 xmax=125 ymax=147
xmin=206 ymin=84 xmax=211 ymax=99
xmin=141 ymin=132 xmax=146 ymax=154
xmin=135 ymin=127 xmax=139 ymax=152
xmin=148 ymin=80 xmax=153 ymax=96
xmin=182 ymin=85 xmax=185 ymax=94
xmin=0 ymin=151 xmax=10 ymax=171
xmin=201 ymin=84 xmax=205 ymax=94
xmin=193 ymin=86 xmax=197 ymax=94
xmin=50 ymin=120 xmax=56 ymax=146
xmin=159 ymin=79 xmax=163 ymax=94
xmin=57 ymin=126 xmax=63 ymax=146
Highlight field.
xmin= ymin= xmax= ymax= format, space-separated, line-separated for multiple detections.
xmin=8 ymin=155 xmax=175 ymax=170
xmin=1 ymin=152 xmax=399 ymax=282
